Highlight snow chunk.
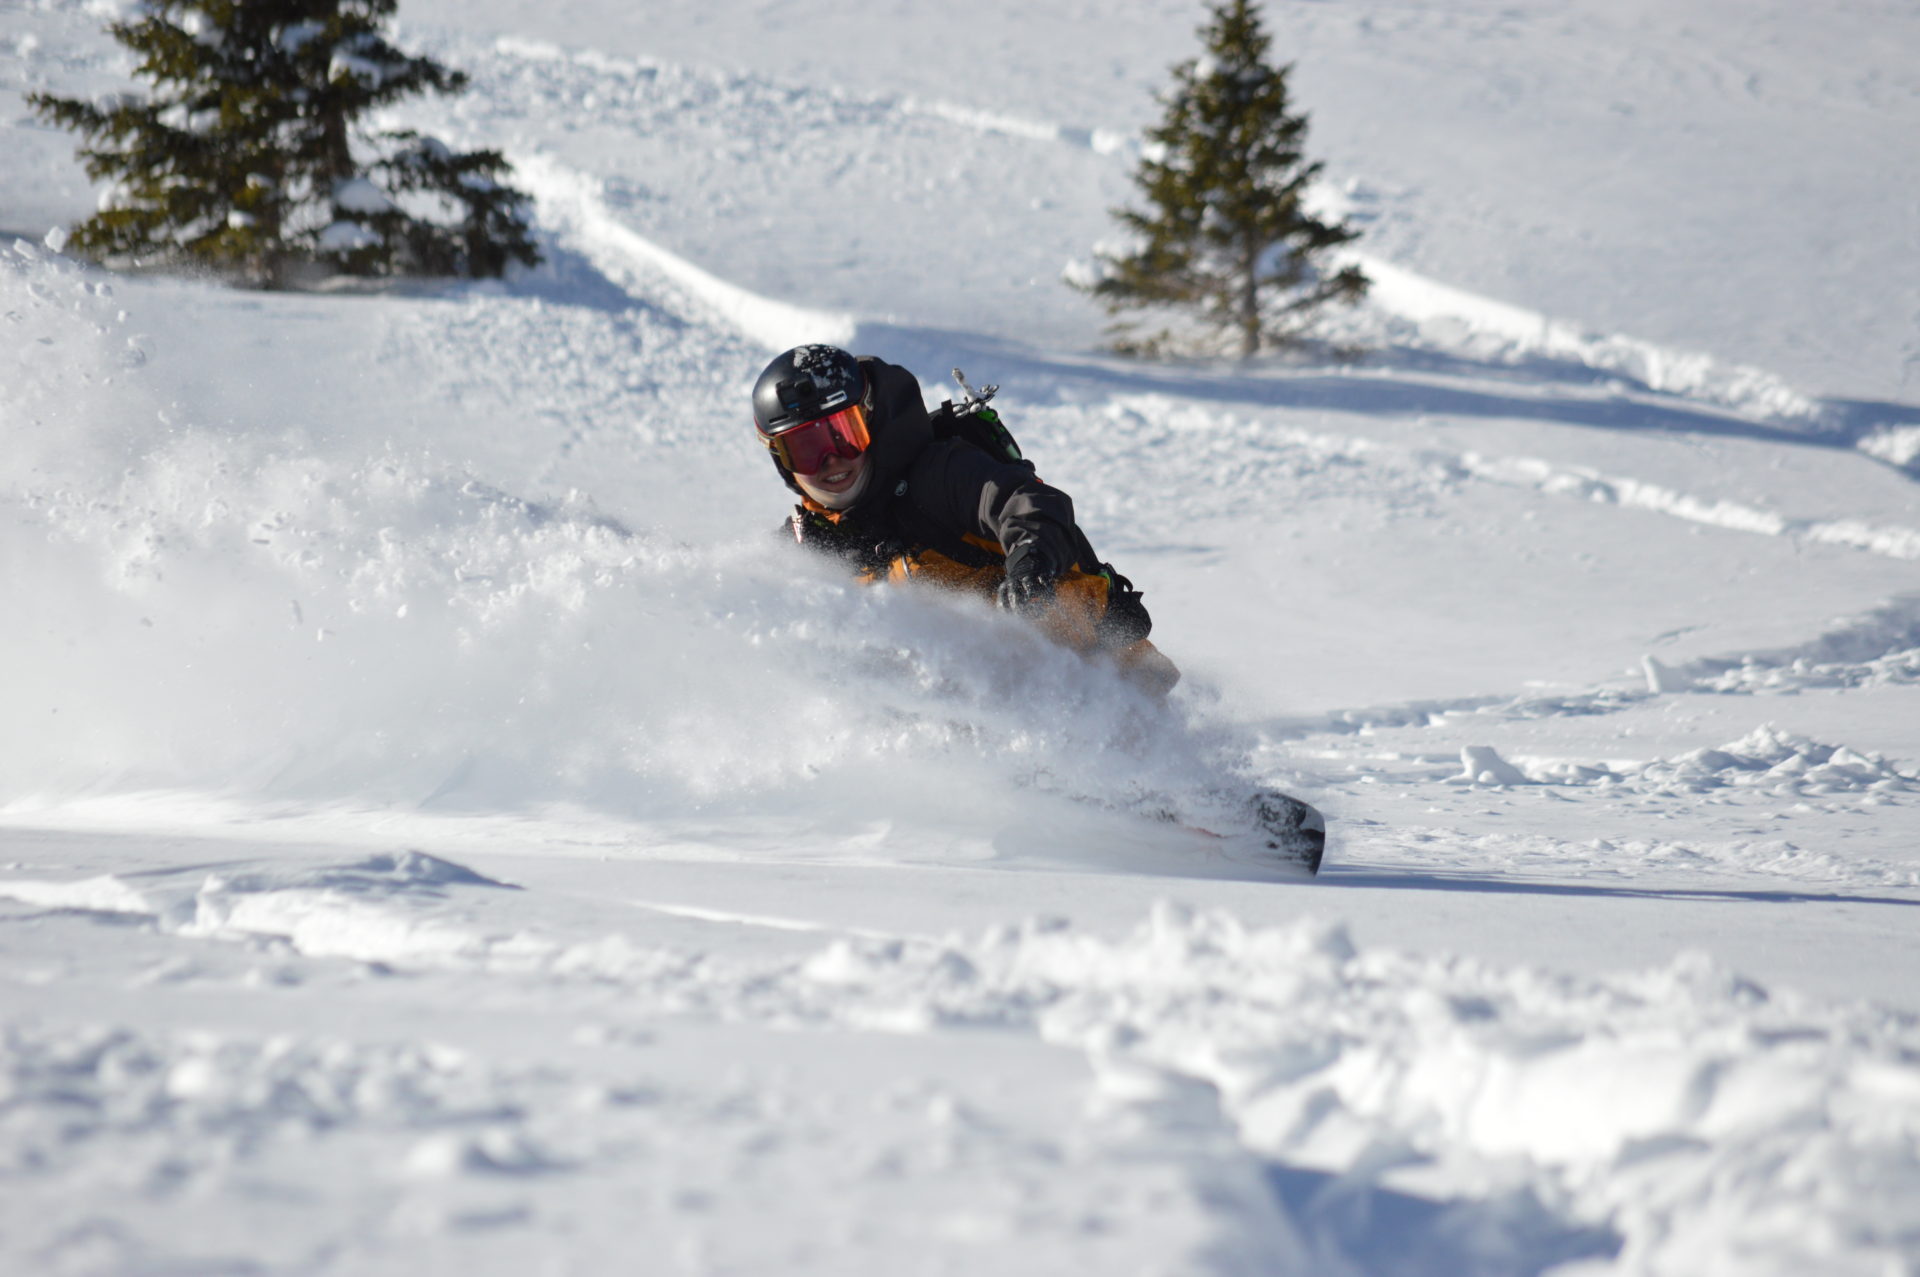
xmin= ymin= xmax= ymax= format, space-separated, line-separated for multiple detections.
xmin=1859 ymin=425 xmax=1920 ymax=471
xmin=0 ymin=874 xmax=153 ymax=915
xmin=1642 ymin=654 xmax=1690 ymax=693
xmin=1456 ymin=744 xmax=1529 ymax=786
xmin=403 ymin=1129 xmax=562 ymax=1178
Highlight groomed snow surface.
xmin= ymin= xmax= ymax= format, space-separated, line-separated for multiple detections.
xmin=5 ymin=2 xmax=1920 ymax=1274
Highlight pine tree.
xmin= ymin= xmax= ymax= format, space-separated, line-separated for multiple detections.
xmin=1077 ymin=0 xmax=1366 ymax=358
xmin=27 ymin=0 xmax=539 ymax=288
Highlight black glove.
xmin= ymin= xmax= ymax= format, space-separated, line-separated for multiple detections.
xmin=995 ymin=539 xmax=1060 ymax=613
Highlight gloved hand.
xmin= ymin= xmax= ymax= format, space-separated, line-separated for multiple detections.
xmin=995 ymin=539 xmax=1060 ymax=613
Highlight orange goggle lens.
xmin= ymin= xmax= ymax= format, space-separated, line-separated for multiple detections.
xmin=761 ymin=404 xmax=871 ymax=476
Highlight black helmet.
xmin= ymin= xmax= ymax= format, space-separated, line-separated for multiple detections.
xmin=752 ymin=345 xmax=865 ymax=436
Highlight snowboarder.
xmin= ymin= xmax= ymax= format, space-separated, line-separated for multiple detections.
xmin=753 ymin=344 xmax=1180 ymax=696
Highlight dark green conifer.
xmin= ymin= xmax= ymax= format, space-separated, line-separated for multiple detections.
xmin=1078 ymin=0 xmax=1367 ymax=358
xmin=27 ymin=0 xmax=539 ymax=287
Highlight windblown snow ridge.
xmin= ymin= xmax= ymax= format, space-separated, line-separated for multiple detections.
xmin=512 ymin=153 xmax=855 ymax=352
xmin=1455 ymin=450 xmax=1920 ymax=561
xmin=1343 ymin=254 xmax=1827 ymax=427
xmin=1058 ymin=392 xmax=1920 ymax=563
xmin=0 ymin=851 xmax=515 ymax=966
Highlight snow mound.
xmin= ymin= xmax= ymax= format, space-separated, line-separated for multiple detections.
xmin=1702 ymin=648 xmax=1920 ymax=695
xmin=773 ymin=904 xmax=1920 ymax=1276
xmin=0 ymin=991 xmax=1297 ymax=1275
xmin=1682 ymin=597 xmax=1920 ymax=695
xmin=1859 ymin=424 xmax=1920 ymax=472
xmin=0 ymin=851 xmax=516 ymax=966
xmin=10 ymin=901 xmax=1917 ymax=1275
xmin=0 ymin=1026 xmax=497 ymax=1161
xmin=0 ymin=1021 xmax=563 ymax=1270
xmin=1638 ymin=725 xmax=1920 ymax=796
xmin=1510 ymin=725 xmax=1920 ymax=802
xmin=0 ymin=873 xmax=153 ymax=916
xmin=204 ymin=850 xmax=516 ymax=895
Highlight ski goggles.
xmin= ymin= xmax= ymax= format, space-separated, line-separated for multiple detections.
xmin=759 ymin=403 xmax=871 ymax=476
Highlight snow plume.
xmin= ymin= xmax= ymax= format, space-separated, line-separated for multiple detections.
xmin=1 ymin=240 xmax=149 ymax=474
xmin=0 ymin=253 xmax=1254 ymax=849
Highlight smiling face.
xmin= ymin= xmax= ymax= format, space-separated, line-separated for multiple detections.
xmin=793 ymin=449 xmax=871 ymax=509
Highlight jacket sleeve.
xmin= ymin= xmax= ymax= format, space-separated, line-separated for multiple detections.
xmin=908 ymin=440 xmax=1099 ymax=573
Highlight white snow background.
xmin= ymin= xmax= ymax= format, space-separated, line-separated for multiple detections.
xmin=5 ymin=1 xmax=1920 ymax=1273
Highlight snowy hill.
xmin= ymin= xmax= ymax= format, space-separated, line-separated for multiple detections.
xmin=4 ymin=2 xmax=1919 ymax=1273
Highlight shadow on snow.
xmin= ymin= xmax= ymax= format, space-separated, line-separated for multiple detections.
xmin=855 ymin=321 xmax=1920 ymax=480
xmin=1265 ymin=1161 xmax=1622 ymax=1277
xmin=1323 ymin=866 xmax=1920 ymax=909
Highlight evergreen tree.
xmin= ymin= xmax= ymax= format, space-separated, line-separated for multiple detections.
xmin=27 ymin=0 xmax=539 ymax=288
xmin=1077 ymin=0 xmax=1366 ymax=358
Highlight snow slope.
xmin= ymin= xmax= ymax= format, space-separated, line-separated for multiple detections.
xmin=4 ymin=2 xmax=1920 ymax=1274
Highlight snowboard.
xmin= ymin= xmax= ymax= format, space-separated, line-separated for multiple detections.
xmin=1181 ymin=789 xmax=1327 ymax=877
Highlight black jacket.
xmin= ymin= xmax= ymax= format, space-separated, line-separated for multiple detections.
xmin=780 ymin=356 xmax=1101 ymax=577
